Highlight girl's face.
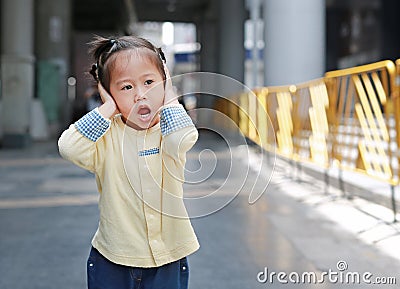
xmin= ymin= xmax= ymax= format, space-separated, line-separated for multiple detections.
xmin=109 ymin=50 xmax=165 ymax=130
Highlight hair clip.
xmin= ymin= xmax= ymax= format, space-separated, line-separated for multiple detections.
xmin=159 ymin=48 xmax=166 ymax=63
xmin=89 ymin=63 xmax=99 ymax=81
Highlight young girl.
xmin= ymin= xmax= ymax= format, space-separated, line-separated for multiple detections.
xmin=58 ymin=36 xmax=199 ymax=289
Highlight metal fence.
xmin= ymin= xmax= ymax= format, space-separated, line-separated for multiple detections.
xmin=325 ymin=60 xmax=398 ymax=185
xmin=217 ymin=59 xmax=400 ymax=221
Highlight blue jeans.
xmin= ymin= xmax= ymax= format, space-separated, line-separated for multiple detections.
xmin=87 ymin=247 xmax=189 ymax=289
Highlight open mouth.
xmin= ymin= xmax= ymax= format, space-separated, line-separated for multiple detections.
xmin=138 ymin=106 xmax=151 ymax=120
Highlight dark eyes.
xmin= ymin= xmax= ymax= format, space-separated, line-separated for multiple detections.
xmin=121 ymin=80 xmax=153 ymax=91
xmin=122 ymin=84 xmax=133 ymax=90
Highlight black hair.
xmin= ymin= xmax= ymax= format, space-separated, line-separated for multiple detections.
xmin=88 ymin=35 xmax=166 ymax=91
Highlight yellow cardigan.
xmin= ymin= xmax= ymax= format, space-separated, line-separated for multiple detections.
xmin=58 ymin=105 xmax=200 ymax=267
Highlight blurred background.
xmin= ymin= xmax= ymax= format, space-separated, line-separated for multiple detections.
xmin=1 ymin=1 xmax=400 ymax=288
xmin=0 ymin=0 xmax=399 ymax=148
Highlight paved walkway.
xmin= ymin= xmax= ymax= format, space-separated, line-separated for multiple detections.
xmin=0 ymin=133 xmax=399 ymax=288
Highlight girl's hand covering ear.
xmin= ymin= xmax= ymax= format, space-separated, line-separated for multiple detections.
xmin=163 ymin=64 xmax=180 ymax=106
xmin=98 ymin=82 xmax=119 ymax=119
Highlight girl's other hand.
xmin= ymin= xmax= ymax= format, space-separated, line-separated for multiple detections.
xmin=98 ymin=82 xmax=119 ymax=119
xmin=163 ymin=64 xmax=179 ymax=106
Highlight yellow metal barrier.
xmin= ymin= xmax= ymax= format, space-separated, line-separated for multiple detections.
xmin=213 ymin=96 xmax=240 ymax=132
xmin=214 ymin=59 xmax=399 ymax=221
xmin=395 ymin=58 xmax=400 ymax=176
xmin=254 ymin=85 xmax=296 ymax=157
xmin=216 ymin=61 xmax=398 ymax=183
xmin=292 ymin=79 xmax=330 ymax=167
xmin=245 ymin=80 xmax=330 ymax=168
xmin=325 ymin=60 xmax=398 ymax=185
xmin=396 ymin=59 xmax=400 ymax=96
xmin=238 ymin=92 xmax=250 ymax=138
xmin=395 ymin=59 xmax=400 ymax=139
xmin=216 ymin=80 xmax=331 ymax=169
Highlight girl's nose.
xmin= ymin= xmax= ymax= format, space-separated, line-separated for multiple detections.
xmin=134 ymin=87 xmax=146 ymax=102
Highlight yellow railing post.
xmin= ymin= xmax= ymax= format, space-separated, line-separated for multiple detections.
xmin=294 ymin=79 xmax=330 ymax=167
xmin=325 ymin=60 xmax=397 ymax=185
xmin=255 ymin=88 xmax=269 ymax=150
xmin=261 ymin=85 xmax=296 ymax=157
xmin=213 ymin=59 xmax=399 ymax=221
xmin=395 ymin=59 xmax=400 ymax=177
xmin=239 ymin=92 xmax=250 ymax=138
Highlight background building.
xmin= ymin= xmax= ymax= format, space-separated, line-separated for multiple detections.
xmin=1 ymin=0 xmax=399 ymax=148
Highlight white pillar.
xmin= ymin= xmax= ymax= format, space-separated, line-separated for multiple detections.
xmin=1 ymin=0 xmax=35 ymax=147
xmin=263 ymin=0 xmax=325 ymax=86
xmin=249 ymin=0 xmax=262 ymax=88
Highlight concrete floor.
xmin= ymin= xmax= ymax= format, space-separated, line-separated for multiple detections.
xmin=0 ymin=133 xmax=399 ymax=288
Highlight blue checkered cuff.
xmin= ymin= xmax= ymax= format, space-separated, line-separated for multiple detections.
xmin=74 ymin=108 xmax=111 ymax=142
xmin=160 ymin=105 xmax=193 ymax=136
xmin=138 ymin=147 xmax=160 ymax=156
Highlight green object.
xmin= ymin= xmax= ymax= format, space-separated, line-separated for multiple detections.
xmin=36 ymin=61 xmax=60 ymax=123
